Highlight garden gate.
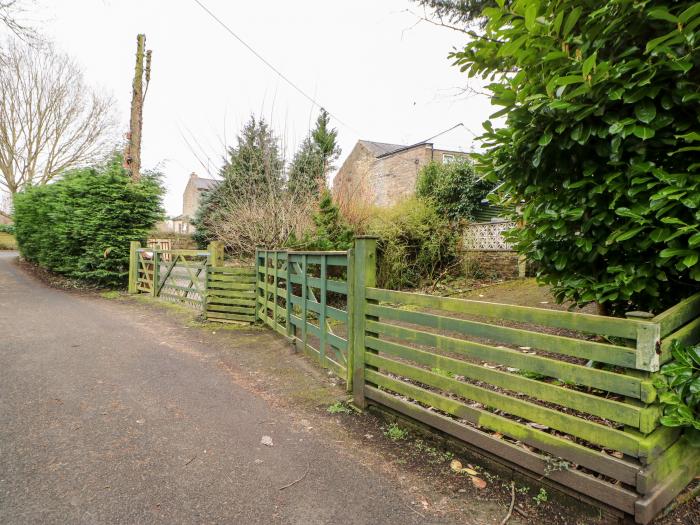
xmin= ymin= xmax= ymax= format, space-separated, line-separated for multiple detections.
xmin=128 ymin=241 xmax=255 ymax=320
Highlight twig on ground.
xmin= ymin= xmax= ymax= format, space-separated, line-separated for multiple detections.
xmin=184 ymin=455 xmax=197 ymax=466
xmin=403 ymin=500 xmax=426 ymax=520
xmin=500 ymin=481 xmax=516 ymax=525
xmin=514 ymin=505 xmax=528 ymax=519
xmin=278 ymin=461 xmax=311 ymax=490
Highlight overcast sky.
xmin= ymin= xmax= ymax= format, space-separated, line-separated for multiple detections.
xmin=30 ymin=0 xmax=492 ymax=215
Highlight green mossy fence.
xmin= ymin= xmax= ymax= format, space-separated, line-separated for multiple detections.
xmin=129 ymin=238 xmax=700 ymax=523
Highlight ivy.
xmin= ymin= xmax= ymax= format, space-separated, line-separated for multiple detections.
xmin=416 ymin=160 xmax=495 ymax=222
xmin=452 ymin=0 xmax=700 ymax=314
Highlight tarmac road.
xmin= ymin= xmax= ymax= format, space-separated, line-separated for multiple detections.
xmin=0 ymin=252 xmax=430 ymax=524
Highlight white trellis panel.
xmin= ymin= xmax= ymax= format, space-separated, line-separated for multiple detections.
xmin=463 ymin=221 xmax=516 ymax=251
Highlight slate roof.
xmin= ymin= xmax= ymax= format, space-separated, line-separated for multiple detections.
xmin=358 ymin=140 xmax=406 ymax=157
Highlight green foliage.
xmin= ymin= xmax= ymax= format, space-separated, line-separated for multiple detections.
xmin=452 ymin=1 xmax=700 ymax=314
xmin=369 ymin=198 xmax=457 ymax=289
xmin=654 ymin=341 xmax=700 ymax=445
xmin=13 ymin=156 xmax=163 ymax=287
xmin=287 ymin=137 xmax=323 ymax=197
xmin=384 ymin=422 xmax=408 ymax=441
xmin=288 ymin=109 xmax=341 ymax=197
xmin=412 ymin=0 xmax=495 ymax=25
xmin=533 ymin=488 xmax=549 ymax=506
xmin=0 ymin=223 xmax=15 ymax=234
xmin=327 ymin=401 xmax=353 ymax=414
xmin=192 ymin=115 xmax=284 ymax=246
xmin=416 ymin=160 xmax=494 ymax=221
xmin=292 ymin=190 xmax=354 ymax=251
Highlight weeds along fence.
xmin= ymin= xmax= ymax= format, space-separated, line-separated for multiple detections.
xmin=129 ymin=238 xmax=700 ymax=523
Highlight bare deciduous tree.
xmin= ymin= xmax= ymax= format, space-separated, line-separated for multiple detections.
xmin=204 ymin=180 xmax=315 ymax=259
xmin=0 ymin=1 xmax=37 ymax=41
xmin=0 ymin=39 xmax=117 ymax=195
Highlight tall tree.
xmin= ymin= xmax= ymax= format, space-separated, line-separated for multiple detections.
xmin=192 ymin=115 xmax=284 ymax=246
xmin=449 ymin=0 xmax=700 ymax=315
xmin=219 ymin=115 xmax=284 ymax=195
xmin=287 ymin=109 xmax=341 ymax=197
xmin=0 ymin=39 xmax=116 ymax=196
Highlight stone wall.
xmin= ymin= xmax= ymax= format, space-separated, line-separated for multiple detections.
xmin=368 ymin=144 xmax=432 ymax=206
xmin=332 ymin=143 xmax=375 ymax=204
xmin=182 ymin=178 xmax=199 ymax=217
xmin=461 ymin=250 xmax=524 ymax=280
xmin=333 ymin=142 xmax=469 ymax=208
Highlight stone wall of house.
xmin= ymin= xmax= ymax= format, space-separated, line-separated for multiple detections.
xmin=182 ymin=176 xmax=200 ymax=217
xmin=333 ymin=142 xmax=470 ymax=208
xmin=368 ymin=144 xmax=432 ymax=207
xmin=332 ymin=143 xmax=375 ymax=203
xmin=461 ymin=250 xmax=523 ymax=280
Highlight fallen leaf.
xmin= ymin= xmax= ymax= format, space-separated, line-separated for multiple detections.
xmin=471 ymin=476 xmax=487 ymax=489
xmin=463 ymin=468 xmax=478 ymax=476
xmin=450 ymin=459 xmax=463 ymax=473
xmin=261 ymin=435 xmax=273 ymax=446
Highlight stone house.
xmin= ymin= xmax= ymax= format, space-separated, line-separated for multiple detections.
xmin=332 ymin=140 xmax=468 ymax=208
xmin=176 ymin=172 xmax=220 ymax=233
xmin=183 ymin=172 xmax=219 ymax=218
xmin=0 ymin=210 xmax=12 ymax=225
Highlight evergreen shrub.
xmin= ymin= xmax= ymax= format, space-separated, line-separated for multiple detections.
xmin=14 ymin=156 xmax=163 ymax=287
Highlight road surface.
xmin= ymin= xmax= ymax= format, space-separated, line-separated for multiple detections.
xmin=0 ymin=252 xmax=433 ymax=524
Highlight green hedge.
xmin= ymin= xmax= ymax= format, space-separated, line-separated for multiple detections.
xmin=0 ymin=224 xmax=14 ymax=234
xmin=14 ymin=157 xmax=163 ymax=287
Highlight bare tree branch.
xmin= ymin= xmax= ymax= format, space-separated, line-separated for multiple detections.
xmin=0 ymin=38 xmax=117 ymax=196
xmin=0 ymin=1 xmax=38 ymax=42
xmin=204 ymin=183 xmax=315 ymax=258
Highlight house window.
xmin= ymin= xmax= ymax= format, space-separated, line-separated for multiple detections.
xmin=443 ymin=154 xmax=455 ymax=164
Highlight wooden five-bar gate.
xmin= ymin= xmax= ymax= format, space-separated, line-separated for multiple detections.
xmin=130 ymin=238 xmax=700 ymax=523
xmin=128 ymin=240 xmax=255 ymax=321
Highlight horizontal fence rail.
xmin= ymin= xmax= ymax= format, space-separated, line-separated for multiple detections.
xmin=346 ymin=237 xmax=700 ymax=525
xmin=205 ymin=266 xmax=256 ymax=323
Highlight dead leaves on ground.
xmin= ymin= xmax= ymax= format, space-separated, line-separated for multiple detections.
xmin=450 ymin=459 xmax=488 ymax=489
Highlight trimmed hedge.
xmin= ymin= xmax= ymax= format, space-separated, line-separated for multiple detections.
xmin=14 ymin=157 xmax=164 ymax=287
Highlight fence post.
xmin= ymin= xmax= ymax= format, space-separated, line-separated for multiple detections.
xmin=351 ymin=236 xmax=377 ymax=409
xmin=285 ymin=251 xmax=293 ymax=338
xmin=208 ymin=241 xmax=224 ymax=267
xmin=345 ymin=247 xmax=355 ymax=392
xmin=273 ymin=250 xmax=279 ymax=332
xmin=254 ymin=248 xmax=260 ymax=322
xmin=151 ymin=250 xmax=160 ymax=297
xmin=128 ymin=241 xmax=141 ymax=294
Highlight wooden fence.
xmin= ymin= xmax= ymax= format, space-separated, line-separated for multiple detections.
xmin=128 ymin=238 xmax=700 ymax=522
xmin=347 ymin=237 xmax=700 ymax=524
xmin=255 ymin=249 xmax=352 ymax=381
xmin=205 ymin=266 xmax=256 ymax=323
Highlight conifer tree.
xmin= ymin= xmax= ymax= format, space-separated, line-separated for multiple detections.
xmin=287 ymin=109 xmax=341 ymax=197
